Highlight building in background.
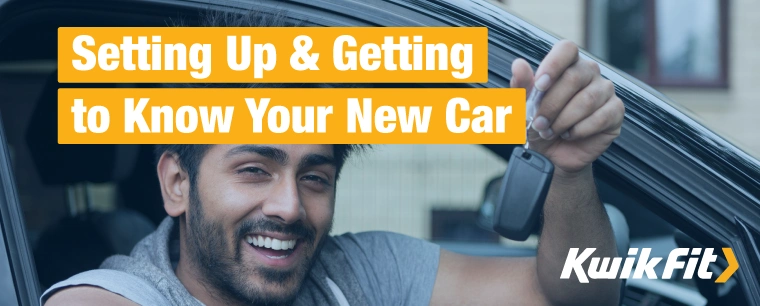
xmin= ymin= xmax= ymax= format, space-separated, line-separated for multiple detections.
xmin=492 ymin=0 xmax=760 ymax=158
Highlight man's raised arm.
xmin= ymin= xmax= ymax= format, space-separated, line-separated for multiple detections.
xmin=430 ymin=40 xmax=624 ymax=306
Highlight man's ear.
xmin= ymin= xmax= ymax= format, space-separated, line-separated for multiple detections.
xmin=157 ymin=153 xmax=191 ymax=217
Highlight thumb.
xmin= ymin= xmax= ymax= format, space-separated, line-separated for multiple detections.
xmin=510 ymin=58 xmax=535 ymax=90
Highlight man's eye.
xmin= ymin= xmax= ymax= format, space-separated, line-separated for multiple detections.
xmin=301 ymin=175 xmax=331 ymax=186
xmin=237 ymin=167 xmax=270 ymax=176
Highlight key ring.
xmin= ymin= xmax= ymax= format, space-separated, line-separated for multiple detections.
xmin=524 ymin=85 xmax=546 ymax=149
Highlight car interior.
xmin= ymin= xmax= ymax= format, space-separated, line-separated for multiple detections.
xmin=0 ymin=1 xmax=751 ymax=305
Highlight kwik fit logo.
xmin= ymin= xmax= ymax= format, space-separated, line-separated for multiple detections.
xmin=561 ymin=248 xmax=738 ymax=283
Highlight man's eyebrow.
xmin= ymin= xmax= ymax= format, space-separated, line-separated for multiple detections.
xmin=298 ymin=153 xmax=337 ymax=170
xmin=225 ymin=145 xmax=288 ymax=165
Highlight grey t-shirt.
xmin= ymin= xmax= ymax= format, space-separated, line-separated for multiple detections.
xmin=40 ymin=217 xmax=440 ymax=305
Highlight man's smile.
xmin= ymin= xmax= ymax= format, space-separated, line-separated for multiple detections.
xmin=243 ymin=233 xmax=305 ymax=267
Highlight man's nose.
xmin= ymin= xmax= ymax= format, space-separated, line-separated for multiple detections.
xmin=261 ymin=176 xmax=303 ymax=224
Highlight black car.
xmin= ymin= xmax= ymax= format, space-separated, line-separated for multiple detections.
xmin=0 ymin=0 xmax=758 ymax=305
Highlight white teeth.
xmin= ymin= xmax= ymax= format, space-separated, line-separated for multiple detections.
xmin=272 ymin=239 xmax=282 ymax=250
xmin=246 ymin=235 xmax=297 ymax=250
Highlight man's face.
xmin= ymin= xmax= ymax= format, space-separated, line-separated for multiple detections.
xmin=183 ymin=144 xmax=337 ymax=305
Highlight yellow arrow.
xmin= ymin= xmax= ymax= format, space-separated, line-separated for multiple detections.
xmin=716 ymin=248 xmax=738 ymax=283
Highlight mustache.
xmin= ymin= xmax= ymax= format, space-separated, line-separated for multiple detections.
xmin=235 ymin=218 xmax=317 ymax=243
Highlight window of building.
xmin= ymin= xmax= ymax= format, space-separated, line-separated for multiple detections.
xmin=586 ymin=0 xmax=728 ymax=87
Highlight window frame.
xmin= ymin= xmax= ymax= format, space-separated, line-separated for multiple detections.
xmin=0 ymin=110 xmax=39 ymax=306
xmin=584 ymin=0 xmax=730 ymax=88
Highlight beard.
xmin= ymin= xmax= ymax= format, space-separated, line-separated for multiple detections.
xmin=184 ymin=189 xmax=331 ymax=306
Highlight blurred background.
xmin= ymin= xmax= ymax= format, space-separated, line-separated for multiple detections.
xmin=490 ymin=0 xmax=758 ymax=158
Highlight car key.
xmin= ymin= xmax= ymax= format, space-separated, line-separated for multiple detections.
xmin=492 ymin=84 xmax=554 ymax=241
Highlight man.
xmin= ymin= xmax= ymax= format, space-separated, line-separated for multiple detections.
xmin=43 ymin=14 xmax=625 ymax=306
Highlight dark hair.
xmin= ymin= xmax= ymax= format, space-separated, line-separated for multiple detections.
xmin=155 ymin=10 xmax=367 ymax=185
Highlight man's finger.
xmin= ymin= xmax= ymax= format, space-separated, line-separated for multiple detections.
xmin=511 ymin=58 xmax=534 ymax=90
xmin=511 ymin=58 xmax=539 ymax=144
xmin=550 ymin=77 xmax=614 ymax=138
xmin=533 ymin=40 xmax=580 ymax=91
xmin=532 ymin=59 xmax=597 ymax=137
xmin=563 ymin=96 xmax=625 ymax=141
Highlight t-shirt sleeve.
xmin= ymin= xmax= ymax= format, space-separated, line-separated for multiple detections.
xmin=330 ymin=231 xmax=440 ymax=306
xmin=40 ymin=269 xmax=170 ymax=305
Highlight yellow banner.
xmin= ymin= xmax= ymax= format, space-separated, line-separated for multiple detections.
xmin=58 ymin=27 xmax=488 ymax=83
xmin=58 ymin=88 xmax=525 ymax=144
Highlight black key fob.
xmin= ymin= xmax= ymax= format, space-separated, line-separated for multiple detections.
xmin=492 ymin=147 xmax=554 ymax=241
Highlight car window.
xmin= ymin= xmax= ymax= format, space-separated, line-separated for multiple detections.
xmin=0 ymin=223 xmax=20 ymax=306
xmin=0 ymin=69 xmax=66 ymax=245
xmin=1 ymin=65 xmax=122 ymax=238
xmin=0 ymin=87 xmax=40 ymax=305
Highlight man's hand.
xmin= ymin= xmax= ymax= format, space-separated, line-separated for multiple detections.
xmin=511 ymin=40 xmax=624 ymax=176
